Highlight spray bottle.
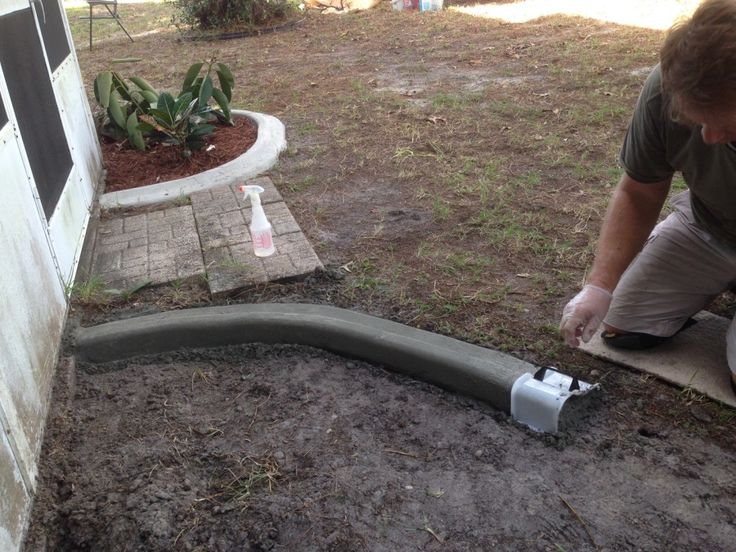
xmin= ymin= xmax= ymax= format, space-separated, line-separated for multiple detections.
xmin=240 ymin=184 xmax=275 ymax=257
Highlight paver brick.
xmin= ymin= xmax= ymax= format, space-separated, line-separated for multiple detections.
xmin=123 ymin=215 xmax=147 ymax=232
xmin=93 ymin=250 xmax=122 ymax=273
xmin=97 ymin=229 xmax=147 ymax=246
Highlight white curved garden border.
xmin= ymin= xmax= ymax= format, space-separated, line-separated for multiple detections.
xmin=99 ymin=110 xmax=287 ymax=209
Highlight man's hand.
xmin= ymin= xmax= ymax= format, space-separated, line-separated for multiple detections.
xmin=559 ymin=284 xmax=613 ymax=347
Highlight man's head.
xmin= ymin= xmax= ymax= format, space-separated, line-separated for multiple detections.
xmin=661 ymin=0 xmax=736 ymax=144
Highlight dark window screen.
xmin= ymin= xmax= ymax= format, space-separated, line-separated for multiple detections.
xmin=0 ymin=7 xmax=72 ymax=219
xmin=40 ymin=0 xmax=71 ymax=72
xmin=0 ymin=93 xmax=7 ymax=129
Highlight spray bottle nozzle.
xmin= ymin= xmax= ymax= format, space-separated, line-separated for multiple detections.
xmin=239 ymin=184 xmax=265 ymax=202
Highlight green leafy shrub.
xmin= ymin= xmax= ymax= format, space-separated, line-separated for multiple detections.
xmin=172 ymin=0 xmax=299 ymax=31
xmin=93 ymin=60 xmax=235 ymax=156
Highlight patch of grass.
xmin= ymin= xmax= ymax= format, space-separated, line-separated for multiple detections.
xmin=225 ymin=455 xmax=280 ymax=504
xmin=715 ymin=406 xmax=736 ymax=424
xmin=566 ymin=103 xmax=630 ymax=128
xmin=286 ymin=174 xmax=316 ymax=193
xmin=344 ymin=259 xmax=385 ymax=294
xmin=65 ymin=1 xmax=174 ymax=49
xmin=218 ymin=257 xmax=250 ymax=271
xmin=67 ymin=275 xmax=108 ymax=304
xmin=431 ymin=91 xmax=482 ymax=109
xmin=393 ymin=146 xmax=417 ymax=162
xmin=439 ymin=251 xmax=494 ymax=280
xmin=351 ymin=80 xmax=380 ymax=103
xmin=68 ymin=276 xmax=151 ymax=304
xmin=517 ymin=170 xmax=542 ymax=188
xmin=432 ymin=197 xmax=451 ymax=220
xmin=298 ymin=121 xmax=319 ymax=135
xmin=483 ymin=222 xmax=555 ymax=256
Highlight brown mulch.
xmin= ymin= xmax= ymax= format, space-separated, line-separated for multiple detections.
xmin=101 ymin=117 xmax=258 ymax=193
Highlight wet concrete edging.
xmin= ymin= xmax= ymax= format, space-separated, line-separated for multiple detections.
xmin=75 ymin=303 xmax=535 ymax=413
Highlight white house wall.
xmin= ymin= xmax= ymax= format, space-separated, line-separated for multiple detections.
xmin=0 ymin=426 xmax=27 ymax=552
xmin=0 ymin=120 xmax=67 ymax=551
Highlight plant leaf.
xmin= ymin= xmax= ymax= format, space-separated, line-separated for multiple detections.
xmin=126 ymin=279 xmax=152 ymax=295
xmin=178 ymin=91 xmax=194 ymax=104
xmin=215 ymin=65 xmax=234 ymax=101
xmin=217 ymin=72 xmax=232 ymax=102
xmin=107 ymin=91 xmax=126 ymax=129
xmin=198 ymin=75 xmax=213 ymax=110
xmin=215 ymin=62 xmax=235 ymax=87
xmin=211 ymin=87 xmax=232 ymax=124
xmin=158 ymin=92 xmax=177 ymax=123
xmin=126 ymin=112 xmax=145 ymax=150
xmin=189 ymin=123 xmax=216 ymax=138
xmin=139 ymin=90 xmax=158 ymax=105
xmin=95 ymin=71 xmax=113 ymax=108
xmin=129 ymin=76 xmax=158 ymax=95
xmin=139 ymin=114 xmax=168 ymax=134
xmin=148 ymin=109 xmax=173 ymax=128
xmin=111 ymin=71 xmax=132 ymax=102
xmin=182 ymin=62 xmax=204 ymax=93
xmin=137 ymin=120 xmax=155 ymax=133
xmin=177 ymin=98 xmax=199 ymax=123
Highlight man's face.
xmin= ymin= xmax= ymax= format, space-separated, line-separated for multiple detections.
xmin=680 ymin=103 xmax=736 ymax=145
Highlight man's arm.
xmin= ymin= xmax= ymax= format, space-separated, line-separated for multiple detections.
xmin=560 ymin=173 xmax=672 ymax=347
xmin=587 ymin=173 xmax=672 ymax=293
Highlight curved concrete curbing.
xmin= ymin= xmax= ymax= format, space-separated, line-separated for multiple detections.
xmin=99 ymin=110 xmax=287 ymax=209
xmin=75 ymin=303 xmax=535 ymax=413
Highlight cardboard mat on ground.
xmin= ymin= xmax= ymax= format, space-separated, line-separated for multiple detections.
xmin=579 ymin=311 xmax=736 ymax=408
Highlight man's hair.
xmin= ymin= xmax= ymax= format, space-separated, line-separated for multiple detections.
xmin=660 ymin=0 xmax=736 ymax=119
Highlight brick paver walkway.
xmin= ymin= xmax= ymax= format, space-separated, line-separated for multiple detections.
xmin=88 ymin=177 xmax=322 ymax=296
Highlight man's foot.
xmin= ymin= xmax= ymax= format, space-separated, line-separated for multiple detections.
xmin=601 ymin=318 xmax=698 ymax=351
xmin=601 ymin=331 xmax=668 ymax=350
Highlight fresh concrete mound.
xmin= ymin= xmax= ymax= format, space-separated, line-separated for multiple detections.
xmin=76 ymin=303 xmax=534 ymax=413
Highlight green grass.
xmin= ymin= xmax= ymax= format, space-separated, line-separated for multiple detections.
xmin=67 ymin=274 xmax=108 ymax=303
xmin=217 ymin=257 xmax=251 ymax=271
xmin=64 ymin=1 xmax=174 ymax=50
xmin=432 ymin=197 xmax=451 ymax=220
xmin=67 ymin=275 xmax=150 ymax=304
xmin=431 ymin=91 xmax=483 ymax=109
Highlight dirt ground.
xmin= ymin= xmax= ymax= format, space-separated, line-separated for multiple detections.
xmin=23 ymin=3 xmax=736 ymax=550
xmin=24 ymin=344 xmax=736 ymax=551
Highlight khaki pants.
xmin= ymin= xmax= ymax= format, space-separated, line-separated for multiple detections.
xmin=603 ymin=191 xmax=736 ymax=373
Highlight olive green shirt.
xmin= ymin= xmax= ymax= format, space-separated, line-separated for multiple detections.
xmin=620 ymin=64 xmax=736 ymax=245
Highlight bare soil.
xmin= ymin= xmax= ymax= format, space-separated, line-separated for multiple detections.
xmin=24 ymin=344 xmax=736 ymax=551
xmin=25 ymin=4 xmax=736 ymax=551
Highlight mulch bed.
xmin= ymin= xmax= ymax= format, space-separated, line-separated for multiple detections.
xmin=101 ymin=116 xmax=258 ymax=193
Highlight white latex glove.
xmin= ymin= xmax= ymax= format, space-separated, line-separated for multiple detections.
xmin=559 ymin=284 xmax=613 ymax=347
